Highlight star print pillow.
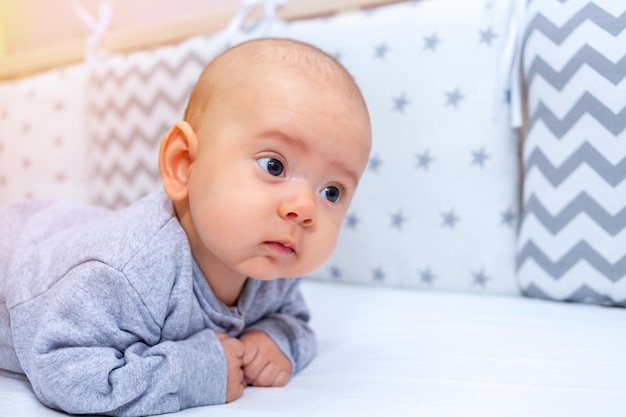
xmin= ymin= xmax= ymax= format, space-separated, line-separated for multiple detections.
xmin=268 ymin=0 xmax=520 ymax=294
xmin=0 ymin=63 xmax=89 ymax=205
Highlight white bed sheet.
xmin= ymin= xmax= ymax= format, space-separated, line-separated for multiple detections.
xmin=1 ymin=280 xmax=625 ymax=417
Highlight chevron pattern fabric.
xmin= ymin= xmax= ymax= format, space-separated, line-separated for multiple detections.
xmin=86 ymin=40 xmax=209 ymax=209
xmin=85 ymin=28 xmax=264 ymax=209
xmin=517 ymin=0 xmax=626 ymax=306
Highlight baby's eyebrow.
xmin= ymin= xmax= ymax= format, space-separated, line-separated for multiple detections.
xmin=261 ymin=128 xmax=360 ymax=185
xmin=328 ymin=160 xmax=359 ymax=187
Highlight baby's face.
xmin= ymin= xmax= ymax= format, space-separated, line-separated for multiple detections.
xmin=185 ymin=66 xmax=371 ymax=281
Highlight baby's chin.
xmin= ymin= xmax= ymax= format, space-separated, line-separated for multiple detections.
xmin=248 ymin=265 xmax=323 ymax=281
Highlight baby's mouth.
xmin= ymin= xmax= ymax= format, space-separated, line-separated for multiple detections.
xmin=264 ymin=241 xmax=297 ymax=256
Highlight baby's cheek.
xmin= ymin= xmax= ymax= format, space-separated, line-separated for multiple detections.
xmin=317 ymin=231 xmax=339 ymax=261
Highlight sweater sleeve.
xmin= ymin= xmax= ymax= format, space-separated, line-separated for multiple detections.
xmin=10 ymin=261 xmax=227 ymax=417
xmin=245 ymin=279 xmax=317 ymax=374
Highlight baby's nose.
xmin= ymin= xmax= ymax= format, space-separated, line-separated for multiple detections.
xmin=278 ymin=185 xmax=317 ymax=227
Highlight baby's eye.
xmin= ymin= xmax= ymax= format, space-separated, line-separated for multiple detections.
xmin=320 ymin=186 xmax=342 ymax=203
xmin=257 ymin=157 xmax=285 ymax=177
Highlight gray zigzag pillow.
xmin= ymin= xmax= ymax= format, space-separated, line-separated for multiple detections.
xmin=517 ymin=0 xmax=626 ymax=306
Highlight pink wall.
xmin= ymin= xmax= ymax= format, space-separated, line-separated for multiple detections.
xmin=5 ymin=0 xmax=239 ymax=54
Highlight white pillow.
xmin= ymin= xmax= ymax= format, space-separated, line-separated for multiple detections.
xmin=268 ymin=0 xmax=521 ymax=294
xmin=0 ymin=64 xmax=88 ymax=205
xmin=516 ymin=0 xmax=626 ymax=306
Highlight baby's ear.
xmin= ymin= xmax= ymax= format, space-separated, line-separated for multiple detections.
xmin=158 ymin=121 xmax=198 ymax=202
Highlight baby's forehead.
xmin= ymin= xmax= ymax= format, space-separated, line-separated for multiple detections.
xmin=214 ymin=40 xmax=358 ymax=93
xmin=187 ymin=39 xmax=370 ymax=143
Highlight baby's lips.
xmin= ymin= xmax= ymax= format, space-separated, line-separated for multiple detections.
xmin=264 ymin=240 xmax=297 ymax=255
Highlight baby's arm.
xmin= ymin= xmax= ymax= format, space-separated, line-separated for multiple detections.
xmin=9 ymin=263 xmax=230 ymax=417
xmin=242 ymin=279 xmax=316 ymax=385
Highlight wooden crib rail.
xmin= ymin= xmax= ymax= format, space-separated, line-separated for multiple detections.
xmin=0 ymin=0 xmax=408 ymax=81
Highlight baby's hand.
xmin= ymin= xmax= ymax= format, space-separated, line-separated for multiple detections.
xmin=239 ymin=330 xmax=292 ymax=387
xmin=216 ymin=332 xmax=245 ymax=402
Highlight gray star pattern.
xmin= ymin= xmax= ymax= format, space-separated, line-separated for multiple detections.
xmin=393 ymin=93 xmax=409 ymax=112
xmin=373 ymin=267 xmax=386 ymax=282
xmin=472 ymin=269 xmax=489 ymax=288
xmin=345 ymin=213 xmax=360 ymax=229
xmin=479 ymin=27 xmax=497 ymax=46
xmin=368 ymin=155 xmax=382 ymax=172
xmin=391 ymin=210 xmax=407 ymax=230
xmin=504 ymin=89 xmax=511 ymax=103
xmin=442 ymin=209 xmax=460 ymax=229
xmin=500 ymin=208 xmax=515 ymax=226
xmin=471 ymin=147 xmax=490 ymax=167
xmin=416 ymin=150 xmax=434 ymax=170
xmin=374 ymin=43 xmax=390 ymax=60
xmin=423 ymin=33 xmax=441 ymax=51
xmin=419 ymin=268 xmax=436 ymax=286
xmin=445 ymin=88 xmax=464 ymax=108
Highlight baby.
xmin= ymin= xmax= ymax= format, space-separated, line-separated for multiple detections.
xmin=0 ymin=38 xmax=371 ymax=416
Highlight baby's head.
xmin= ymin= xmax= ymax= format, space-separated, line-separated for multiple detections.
xmin=159 ymin=38 xmax=371 ymax=286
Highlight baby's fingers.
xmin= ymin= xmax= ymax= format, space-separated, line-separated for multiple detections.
xmin=220 ymin=336 xmax=245 ymax=367
xmin=225 ymin=367 xmax=246 ymax=403
xmin=241 ymin=342 xmax=258 ymax=367
xmin=248 ymin=362 xmax=289 ymax=387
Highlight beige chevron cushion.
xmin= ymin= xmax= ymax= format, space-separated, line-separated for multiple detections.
xmin=85 ymin=37 xmax=224 ymax=209
xmin=85 ymin=24 xmax=269 ymax=209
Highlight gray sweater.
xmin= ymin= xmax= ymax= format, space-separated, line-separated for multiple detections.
xmin=0 ymin=191 xmax=316 ymax=416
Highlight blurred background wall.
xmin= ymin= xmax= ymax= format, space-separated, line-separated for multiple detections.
xmin=0 ymin=0 xmax=238 ymax=57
